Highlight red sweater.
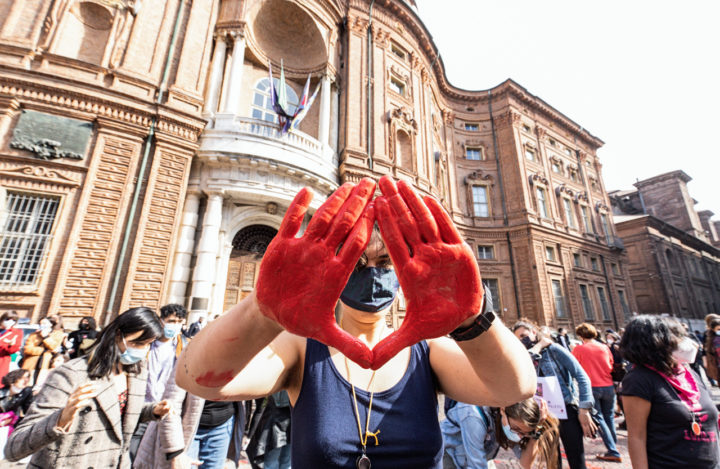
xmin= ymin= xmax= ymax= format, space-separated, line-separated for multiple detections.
xmin=572 ymin=340 xmax=614 ymax=387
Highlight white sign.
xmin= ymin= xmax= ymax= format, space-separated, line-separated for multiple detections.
xmin=535 ymin=376 xmax=567 ymax=420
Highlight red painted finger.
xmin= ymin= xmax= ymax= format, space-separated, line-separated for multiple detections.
xmin=375 ymin=197 xmax=410 ymax=268
xmin=378 ymin=176 xmax=422 ymax=247
xmin=325 ymin=178 xmax=376 ymax=248
xmin=424 ymin=195 xmax=463 ymax=244
xmin=397 ymin=180 xmax=440 ymax=243
xmin=315 ymin=322 xmax=373 ymax=368
xmin=371 ymin=324 xmax=420 ymax=370
xmin=278 ymin=187 xmax=314 ymax=238
xmin=338 ymin=203 xmax=375 ymax=267
xmin=304 ymin=183 xmax=354 ymax=240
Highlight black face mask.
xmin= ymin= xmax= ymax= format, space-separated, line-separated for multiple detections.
xmin=521 ymin=336 xmax=536 ymax=349
xmin=340 ymin=267 xmax=400 ymax=313
xmin=80 ymin=323 xmax=90 ymax=330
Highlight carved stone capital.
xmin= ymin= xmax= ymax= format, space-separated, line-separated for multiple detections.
xmin=528 ymin=172 xmax=549 ymax=186
xmin=465 ymin=170 xmax=494 ymax=185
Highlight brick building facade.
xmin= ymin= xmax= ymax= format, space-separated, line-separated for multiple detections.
xmin=610 ymin=171 xmax=720 ymax=320
xmin=0 ymin=0 xmax=636 ymax=330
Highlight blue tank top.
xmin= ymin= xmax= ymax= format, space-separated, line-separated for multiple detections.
xmin=291 ymin=339 xmax=443 ymax=468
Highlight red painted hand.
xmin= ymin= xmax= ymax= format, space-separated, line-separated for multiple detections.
xmin=372 ymin=176 xmax=484 ymax=369
xmin=255 ymin=179 xmax=377 ymax=368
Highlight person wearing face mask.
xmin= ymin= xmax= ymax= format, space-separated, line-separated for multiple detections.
xmin=176 ymin=177 xmax=535 ymax=469
xmin=0 ymin=311 xmax=22 ymax=386
xmin=513 ymin=320 xmax=605 ymax=469
xmin=621 ymin=315 xmax=719 ymax=469
xmin=67 ymin=316 xmax=98 ymax=359
xmin=0 ymin=369 xmax=34 ymax=423
xmin=441 ymin=397 xmax=560 ymax=469
xmin=5 ymin=306 xmax=171 ymax=468
xmin=21 ymin=315 xmax=65 ymax=385
xmin=129 ymin=303 xmax=188 ymax=461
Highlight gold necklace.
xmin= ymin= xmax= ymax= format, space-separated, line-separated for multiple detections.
xmin=345 ymin=355 xmax=379 ymax=469
xmin=341 ymin=317 xmax=385 ymax=469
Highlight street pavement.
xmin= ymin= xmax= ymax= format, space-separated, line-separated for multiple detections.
xmin=2 ymin=386 xmax=719 ymax=468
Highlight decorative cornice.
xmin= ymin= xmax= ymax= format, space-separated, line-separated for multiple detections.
xmin=465 ymin=170 xmax=494 ymax=185
xmin=555 ymin=184 xmax=575 ymax=198
xmin=528 ymin=172 xmax=549 ymax=186
xmin=576 ymin=191 xmax=589 ymax=203
xmin=0 ymin=162 xmax=81 ymax=186
xmin=387 ymin=106 xmax=418 ymax=132
xmin=595 ymin=202 xmax=610 ymax=213
xmin=0 ymin=78 xmax=204 ymax=143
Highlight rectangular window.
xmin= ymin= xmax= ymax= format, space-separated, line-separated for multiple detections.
xmin=573 ymin=253 xmax=582 ymax=267
xmin=552 ymin=162 xmax=561 ymax=174
xmin=611 ymin=263 xmax=619 ymax=275
xmin=525 ymin=148 xmax=536 ymax=161
xmin=477 ymin=245 xmax=495 ymax=259
xmin=464 ymin=123 xmax=479 ymax=131
xmin=472 ymin=186 xmax=489 ymax=217
xmin=522 ymin=125 xmax=532 ymax=133
xmin=484 ymin=278 xmax=501 ymax=312
xmin=552 ymin=279 xmax=566 ymax=318
xmin=590 ymin=257 xmax=599 ymax=271
xmin=391 ymin=43 xmax=406 ymax=60
xmin=466 ymin=147 xmax=483 ymax=160
xmin=389 ymin=77 xmax=405 ymax=96
xmin=536 ymin=187 xmax=549 ymax=218
xmin=581 ymin=206 xmax=592 ymax=233
xmin=0 ymin=193 xmax=59 ymax=287
xmin=563 ymin=198 xmax=576 ymax=229
xmin=597 ymin=286 xmax=611 ymax=320
xmin=545 ymin=245 xmax=556 ymax=262
xmin=601 ymin=213 xmax=611 ymax=241
xmin=618 ymin=290 xmax=630 ymax=318
xmin=579 ymin=284 xmax=595 ymax=320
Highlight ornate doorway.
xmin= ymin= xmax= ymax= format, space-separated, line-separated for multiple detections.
xmin=223 ymin=225 xmax=277 ymax=311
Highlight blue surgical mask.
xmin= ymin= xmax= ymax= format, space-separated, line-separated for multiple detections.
xmin=340 ymin=267 xmax=400 ymax=313
xmin=163 ymin=323 xmax=181 ymax=339
xmin=119 ymin=336 xmax=148 ymax=365
xmin=502 ymin=423 xmax=523 ymax=443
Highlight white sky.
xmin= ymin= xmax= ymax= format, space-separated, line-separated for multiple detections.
xmin=415 ymin=0 xmax=719 ymax=218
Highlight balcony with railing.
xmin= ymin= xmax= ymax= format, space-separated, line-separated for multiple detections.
xmin=198 ymin=115 xmax=338 ymax=188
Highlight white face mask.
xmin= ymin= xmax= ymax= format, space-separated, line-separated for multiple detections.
xmin=673 ymin=337 xmax=699 ymax=364
xmin=10 ymin=385 xmax=24 ymax=394
xmin=2 ymin=320 xmax=15 ymax=329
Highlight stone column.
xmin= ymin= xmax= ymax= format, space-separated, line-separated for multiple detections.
xmin=203 ymin=34 xmax=228 ymax=116
xmin=189 ymin=191 xmax=224 ymax=318
xmin=166 ymin=191 xmax=201 ymax=305
xmin=211 ymin=234 xmax=232 ymax=317
xmin=221 ymin=32 xmax=246 ymax=115
xmin=317 ymin=74 xmax=332 ymax=146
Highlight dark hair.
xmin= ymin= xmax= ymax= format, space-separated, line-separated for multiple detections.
xmin=620 ymin=315 xmax=683 ymax=375
xmin=710 ymin=319 xmax=720 ymax=330
xmin=159 ymin=303 xmax=187 ymax=320
xmin=44 ymin=314 xmax=64 ymax=331
xmin=0 ymin=310 xmax=19 ymax=323
xmin=492 ymin=398 xmax=559 ymax=469
xmin=2 ymin=369 xmax=29 ymax=388
xmin=558 ymin=327 xmax=566 ymax=334
xmin=575 ymin=323 xmax=597 ymax=340
xmin=79 ymin=316 xmax=97 ymax=330
xmin=512 ymin=320 xmax=537 ymax=333
xmin=87 ymin=307 xmax=162 ymax=379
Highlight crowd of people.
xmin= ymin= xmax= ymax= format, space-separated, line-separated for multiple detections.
xmin=0 ymin=177 xmax=717 ymax=469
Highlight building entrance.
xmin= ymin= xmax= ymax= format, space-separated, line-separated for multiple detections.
xmin=223 ymin=225 xmax=277 ymax=312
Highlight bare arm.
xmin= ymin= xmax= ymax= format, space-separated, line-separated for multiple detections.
xmin=430 ymin=323 xmax=535 ymax=407
xmin=623 ymin=396 xmax=650 ymax=469
xmin=175 ymin=292 xmax=297 ymax=401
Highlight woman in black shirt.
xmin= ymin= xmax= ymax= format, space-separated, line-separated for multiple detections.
xmin=621 ymin=315 xmax=720 ymax=469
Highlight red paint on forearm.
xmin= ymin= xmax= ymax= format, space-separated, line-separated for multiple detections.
xmin=195 ymin=370 xmax=235 ymax=387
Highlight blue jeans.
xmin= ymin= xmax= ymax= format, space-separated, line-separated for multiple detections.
xmin=188 ymin=416 xmax=234 ymax=469
xmin=264 ymin=445 xmax=291 ymax=469
xmin=593 ymin=386 xmax=620 ymax=457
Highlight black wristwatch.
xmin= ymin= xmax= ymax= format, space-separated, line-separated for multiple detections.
xmin=449 ymin=287 xmax=496 ymax=341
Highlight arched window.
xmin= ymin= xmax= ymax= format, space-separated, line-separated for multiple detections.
xmin=250 ymin=78 xmax=299 ymax=123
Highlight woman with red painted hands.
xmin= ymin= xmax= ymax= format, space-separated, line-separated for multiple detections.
xmin=177 ymin=176 xmax=535 ymax=469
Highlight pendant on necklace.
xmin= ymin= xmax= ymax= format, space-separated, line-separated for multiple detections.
xmin=692 ymin=420 xmax=702 ymax=436
xmin=356 ymin=453 xmax=371 ymax=469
